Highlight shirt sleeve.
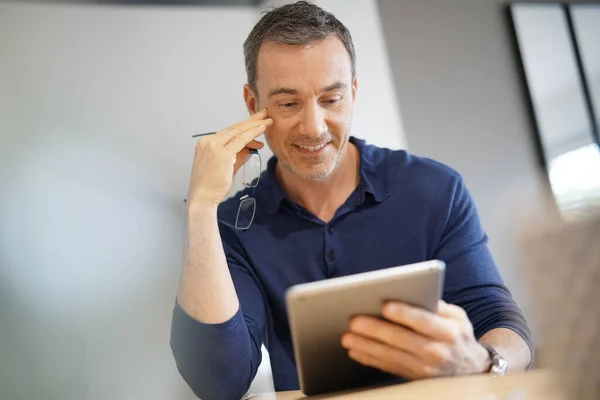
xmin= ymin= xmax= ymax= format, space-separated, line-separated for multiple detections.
xmin=170 ymin=238 xmax=269 ymax=400
xmin=433 ymin=173 xmax=534 ymax=362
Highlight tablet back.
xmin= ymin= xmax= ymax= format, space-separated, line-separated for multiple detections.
xmin=285 ymin=260 xmax=446 ymax=396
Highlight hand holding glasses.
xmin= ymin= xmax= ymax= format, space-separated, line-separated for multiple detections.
xmin=192 ymin=133 xmax=262 ymax=230
xmin=186 ymin=109 xmax=272 ymax=230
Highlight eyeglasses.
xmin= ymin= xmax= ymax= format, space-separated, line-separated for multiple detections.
xmin=227 ymin=149 xmax=261 ymax=230
xmin=186 ymin=133 xmax=262 ymax=230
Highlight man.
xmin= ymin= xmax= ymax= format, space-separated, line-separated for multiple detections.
xmin=170 ymin=2 xmax=533 ymax=399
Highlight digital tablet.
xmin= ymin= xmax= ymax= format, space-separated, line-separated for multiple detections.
xmin=285 ymin=260 xmax=446 ymax=396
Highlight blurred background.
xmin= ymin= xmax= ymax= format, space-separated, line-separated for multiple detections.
xmin=0 ymin=0 xmax=598 ymax=399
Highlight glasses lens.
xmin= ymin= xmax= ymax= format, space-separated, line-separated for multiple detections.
xmin=236 ymin=197 xmax=256 ymax=230
xmin=243 ymin=151 xmax=261 ymax=188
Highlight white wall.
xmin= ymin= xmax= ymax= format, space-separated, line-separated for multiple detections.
xmin=0 ymin=2 xmax=256 ymax=399
xmin=0 ymin=1 xmax=405 ymax=399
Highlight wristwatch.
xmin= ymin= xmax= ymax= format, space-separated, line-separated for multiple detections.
xmin=480 ymin=343 xmax=508 ymax=377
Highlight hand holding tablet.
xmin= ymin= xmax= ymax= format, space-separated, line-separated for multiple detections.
xmin=285 ymin=260 xmax=446 ymax=395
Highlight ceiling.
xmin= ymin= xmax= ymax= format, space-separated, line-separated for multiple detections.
xmin=24 ymin=0 xmax=264 ymax=6
xmin=100 ymin=0 xmax=263 ymax=4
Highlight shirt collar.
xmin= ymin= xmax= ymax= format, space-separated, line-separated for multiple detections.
xmin=259 ymin=136 xmax=391 ymax=216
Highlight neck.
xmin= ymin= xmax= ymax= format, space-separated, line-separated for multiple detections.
xmin=276 ymin=141 xmax=360 ymax=223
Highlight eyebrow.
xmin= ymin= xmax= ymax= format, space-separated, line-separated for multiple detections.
xmin=268 ymin=81 xmax=348 ymax=98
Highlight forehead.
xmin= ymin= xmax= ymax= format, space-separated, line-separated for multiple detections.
xmin=255 ymin=36 xmax=352 ymax=94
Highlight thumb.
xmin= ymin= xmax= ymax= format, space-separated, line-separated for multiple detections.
xmin=233 ymin=147 xmax=252 ymax=176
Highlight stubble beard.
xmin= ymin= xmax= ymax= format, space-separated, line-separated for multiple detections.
xmin=271 ymin=133 xmax=349 ymax=182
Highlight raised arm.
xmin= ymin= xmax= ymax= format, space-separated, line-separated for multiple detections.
xmin=170 ymin=110 xmax=273 ymax=399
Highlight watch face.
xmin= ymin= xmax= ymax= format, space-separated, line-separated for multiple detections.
xmin=481 ymin=343 xmax=508 ymax=376
xmin=491 ymin=356 xmax=508 ymax=376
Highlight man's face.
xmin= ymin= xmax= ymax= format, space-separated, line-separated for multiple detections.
xmin=246 ymin=36 xmax=357 ymax=181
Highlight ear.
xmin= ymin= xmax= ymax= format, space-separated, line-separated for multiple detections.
xmin=244 ymin=84 xmax=259 ymax=115
xmin=350 ymin=75 xmax=358 ymax=115
xmin=351 ymin=74 xmax=358 ymax=103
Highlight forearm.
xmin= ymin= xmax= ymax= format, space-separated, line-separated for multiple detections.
xmin=177 ymin=202 xmax=239 ymax=324
xmin=171 ymin=203 xmax=263 ymax=400
xmin=479 ymin=327 xmax=532 ymax=372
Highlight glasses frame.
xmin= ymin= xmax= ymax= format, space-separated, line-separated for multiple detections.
xmin=227 ymin=149 xmax=260 ymax=230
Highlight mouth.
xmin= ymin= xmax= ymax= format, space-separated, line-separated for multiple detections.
xmin=293 ymin=142 xmax=331 ymax=155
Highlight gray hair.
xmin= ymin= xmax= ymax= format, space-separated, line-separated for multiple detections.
xmin=243 ymin=1 xmax=356 ymax=92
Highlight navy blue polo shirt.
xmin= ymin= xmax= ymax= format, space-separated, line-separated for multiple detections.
xmin=170 ymin=136 xmax=533 ymax=400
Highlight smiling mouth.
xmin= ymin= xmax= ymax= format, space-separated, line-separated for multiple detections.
xmin=294 ymin=142 xmax=329 ymax=151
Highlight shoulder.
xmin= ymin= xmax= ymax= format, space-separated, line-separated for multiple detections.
xmin=359 ymin=139 xmax=482 ymax=243
xmin=356 ymin=137 xmax=464 ymax=198
xmin=394 ymin=151 xmax=460 ymax=185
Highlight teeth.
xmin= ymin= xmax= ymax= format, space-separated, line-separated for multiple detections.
xmin=297 ymin=143 xmax=328 ymax=151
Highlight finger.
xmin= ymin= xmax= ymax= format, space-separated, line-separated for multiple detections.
xmin=347 ymin=349 xmax=415 ymax=380
xmin=382 ymin=302 xmax=458 ymax=343
xmin=226 ymin=123 xmax=269 ymax=153
xmin=342 ymin=333 xmax=433 ymax=380
xmin=349 ymin=316 xmax=450 ymax=366
xmin=437 ymin=300 xmax=469 ymax=321
xmin=249 ymin=108 xmax=269 ymax=120
xmin=349 ymin=316 xmax=429 ymax=357
xmin=232 ymin=141 xmax=263 ymax=175
xmin=217 ymin=108 xmax=270 ymax=141
xmin=245 ymin=139 xmax=265 ymax=150
xmin=233 ymin=147 xmax=252 ymax=175
xmin=219 ymin=117 xmax=272 ymax=145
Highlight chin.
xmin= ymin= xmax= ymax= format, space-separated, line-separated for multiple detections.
xmin=288 ymin=156 xmax=341 ymax=181
xmin=298 ymin=168 xmax=334 ymax=181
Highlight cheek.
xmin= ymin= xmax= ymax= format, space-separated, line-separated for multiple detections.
xmin=264 ymin=124 xmax=287 ymax=151
xmin=266 ymin=118 xmax=294 ymax=142
xmin=327 ymin=105 xmax=352 ymax=130
xmin=326 ymin=117 xmax=350 ymax=138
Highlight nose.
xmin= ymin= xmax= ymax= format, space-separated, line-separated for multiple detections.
xmin=299 ymin=101 xmax=327 ymax=139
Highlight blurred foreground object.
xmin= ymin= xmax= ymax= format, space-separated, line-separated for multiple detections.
xmin=521 ymin=205 xmax=600 ymax=400
xmin=257 ymin=370 xmax=562 ymax=399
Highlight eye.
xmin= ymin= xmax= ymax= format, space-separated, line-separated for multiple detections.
xmin=278 ymin=102 xmax=298 ymax=109
xmin=322 ymin=97 xmax=342 ymax=106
